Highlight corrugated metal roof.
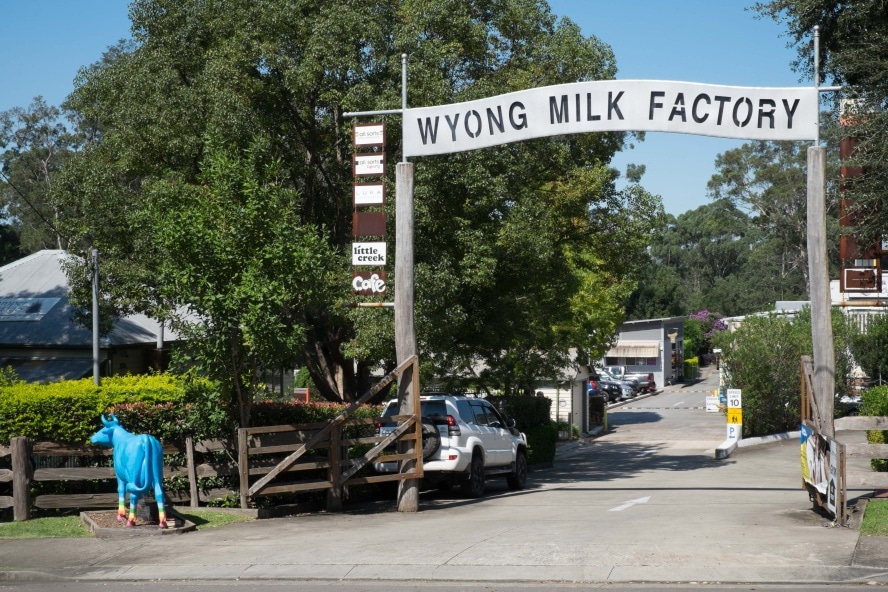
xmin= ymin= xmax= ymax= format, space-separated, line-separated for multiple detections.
xmin=0 ymin=250 xmax=171 ymax=348
xmin=0 ymin=250 xmax=69 ymax=297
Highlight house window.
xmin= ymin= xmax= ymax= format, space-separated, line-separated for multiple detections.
xmin=626 ymin=357 xmax=658 ymax=366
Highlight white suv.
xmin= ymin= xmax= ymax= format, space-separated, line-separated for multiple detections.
xmin=374 ymin=393 xmax=528 ymax=497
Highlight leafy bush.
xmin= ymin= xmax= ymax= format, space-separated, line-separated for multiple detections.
xmin=0 ymin=366 xmax=22 ymax=387
xmin=523 ymin=424 xmax=557 ymax=465
xmin=485 ymin=395 xmax=554 ymax=464
xmin=713 ymin=308 xmax=854 ymax=438
xmin=686 ymin=310 xmax=727 ymax=358
xmin=851 ymin=314 xmax=888 ymax=382
xmin=500 ymin=394 xmax=552 ymax=430
xmin=861 ymin=386 xmax=888 ymax=472
xmin=684 ymin=357 xmax=700 ymax=380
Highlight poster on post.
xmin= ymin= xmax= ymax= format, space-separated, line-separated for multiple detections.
xmin=800 ymin=423 xmax=837 ymax=512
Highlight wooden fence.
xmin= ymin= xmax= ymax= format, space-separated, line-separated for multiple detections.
xmin=0 ymin=437 xmax=231 ymax=521
xmin=0 ymin=356 xmax=423 ymax=520
xmin=239 ymin=355 xmax=423 ymax=510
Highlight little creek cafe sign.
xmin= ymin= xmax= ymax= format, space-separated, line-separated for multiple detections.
xmin=403 ymin=80 xmax=818 ymax=157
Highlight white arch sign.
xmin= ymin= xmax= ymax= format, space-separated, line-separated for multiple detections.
xmin=403 ymin=80 xmax=818 ymax=157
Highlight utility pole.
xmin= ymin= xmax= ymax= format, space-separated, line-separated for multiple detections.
xmin=808 ymin=26 xmax=841 ymax=436
xmin=92 ymin=249 xmax=101 ymax=386
xmin=807 ymin=145 xmax=835 ymax=436
xmin=395 ymin=161 xmax=418 ymax=511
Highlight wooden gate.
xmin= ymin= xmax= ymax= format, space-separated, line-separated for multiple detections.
xmin=238 ymin=355 xmax=422 ymax=510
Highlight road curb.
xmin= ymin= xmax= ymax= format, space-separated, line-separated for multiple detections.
xmin=716 ymin=430 xmax=800 ymax=459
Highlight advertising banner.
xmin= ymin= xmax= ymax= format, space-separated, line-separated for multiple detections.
xmin=801 ymin=424 xmax=836 ymax=498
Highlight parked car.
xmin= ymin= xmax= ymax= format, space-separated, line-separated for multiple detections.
xmin=589 ymin=374 xmax=620 ymax=402
xmin=597 ymin=366 xmax=640 ymax=396
xmin=601 ymin=376 xmax=633 ymax=400
xmin=588 ymin=376 xmax=601 ymax=397
xmin=606 ymin=365 xmax=656 ymax=392
xmin=837 ymin=393 xmax=861 ymax=417
xmin=374 ymin=393 xmax=528 ymax=497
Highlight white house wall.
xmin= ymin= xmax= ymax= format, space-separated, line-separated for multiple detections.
xmin=534 ymin=385 xmax=574 ymax=423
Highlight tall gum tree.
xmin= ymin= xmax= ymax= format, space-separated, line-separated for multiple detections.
xmin=0 ymin=97 xmax=79 ymax=252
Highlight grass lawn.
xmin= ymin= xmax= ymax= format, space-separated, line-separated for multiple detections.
xmin=0 ymin=516 xmax=92 ymax=539
xmin=0 ymin=508 xmax=256 ymax=539
xmin=861 ymin=499 xmax=888 ymax=536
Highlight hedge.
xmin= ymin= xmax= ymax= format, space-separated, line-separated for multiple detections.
xmin=0 ymin=372 xmax=555 ymax=465
xmin=0 ymin=372 xmax=389 ymax=446
xmin=523 ymin=424 xmax=558 ymax=465
xmin=0 ymin=373 xmax=218 ymax=445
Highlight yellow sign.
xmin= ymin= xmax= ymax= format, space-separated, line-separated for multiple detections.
xmin=727 ymin=409 xmax=743 ymax=425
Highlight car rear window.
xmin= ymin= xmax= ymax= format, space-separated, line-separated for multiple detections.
xmin=381 ymin=400 xmax=448 ymax=420
xmin=420 ymin=400 xmax=447 ymax=420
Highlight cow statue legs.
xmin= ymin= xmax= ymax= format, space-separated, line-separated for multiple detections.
xmin=116 ymin=479 xmax=128 ymax=522
xmin=117 ymin=491 xmax=168 ymax=528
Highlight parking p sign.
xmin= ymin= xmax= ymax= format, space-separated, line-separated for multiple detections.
xmin=726 ymin=388 xmax=742 ymax=442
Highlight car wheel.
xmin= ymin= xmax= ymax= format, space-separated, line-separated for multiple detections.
xmin=421 ymin=418 xmax=441 ymax=460
xmin=461 ymin=452 xmax=485 ymax=498
xmin=507 ymin=450 xmax=527 ymax=490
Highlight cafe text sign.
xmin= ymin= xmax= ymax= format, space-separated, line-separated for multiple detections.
xmin=404 ymin=80 xmax=818 ymax=157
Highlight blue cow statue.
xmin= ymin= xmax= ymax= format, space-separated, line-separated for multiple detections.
xmin=89 ymin=413 xmax=168 ymax=528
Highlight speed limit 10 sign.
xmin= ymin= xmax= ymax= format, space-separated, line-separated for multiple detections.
xmin=726 ymin=388 xmax=742 ymax=409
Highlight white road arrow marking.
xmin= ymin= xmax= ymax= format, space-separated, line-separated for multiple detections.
xmin=637 ymin=449 xmax=657 ymax=457
xmin=672 ymin=401 xmax=685 ymax=406
xmin=609 ymin=496 xmax=650 ymax=512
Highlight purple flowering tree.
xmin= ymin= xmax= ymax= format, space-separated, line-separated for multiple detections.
xmin=685 ymin=310 xmax=727 ymax=361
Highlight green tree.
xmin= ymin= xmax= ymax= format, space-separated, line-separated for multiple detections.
xmin=630 ymin=200 xmax=755 ymax=318
xmin=624 ymin=261 xmax=683 ymax=321
xmin=147 ymin=142 xmax=341 ymax=427
xmin=55 ymin=0 xmax=658 ymax=410
xmin=0 ymin=223 xmax=24 ymax=266
xmin=0 ymin=97 xmax=80 ymax=253
xmin=754 ymin=0 xmax=888 ymax=248
xmin=714 ymin=307 xmax=854 ymax=437
xmin=708 ymin=140 xmax=840 ymax=297
xmin=682 ymin=317 xmax=704 ymax=361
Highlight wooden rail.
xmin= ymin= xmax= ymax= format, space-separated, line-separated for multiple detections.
xmin=239 ymin=355 xmax=422 ymax=511
xmin=835 ymin=415 xmax=888 ymax=490
xmin=0 ymin=437 xmax=230 ymax=521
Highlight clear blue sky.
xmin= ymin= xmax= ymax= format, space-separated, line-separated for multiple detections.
xmin=1 ymin=1 xmax=806 ymax=216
